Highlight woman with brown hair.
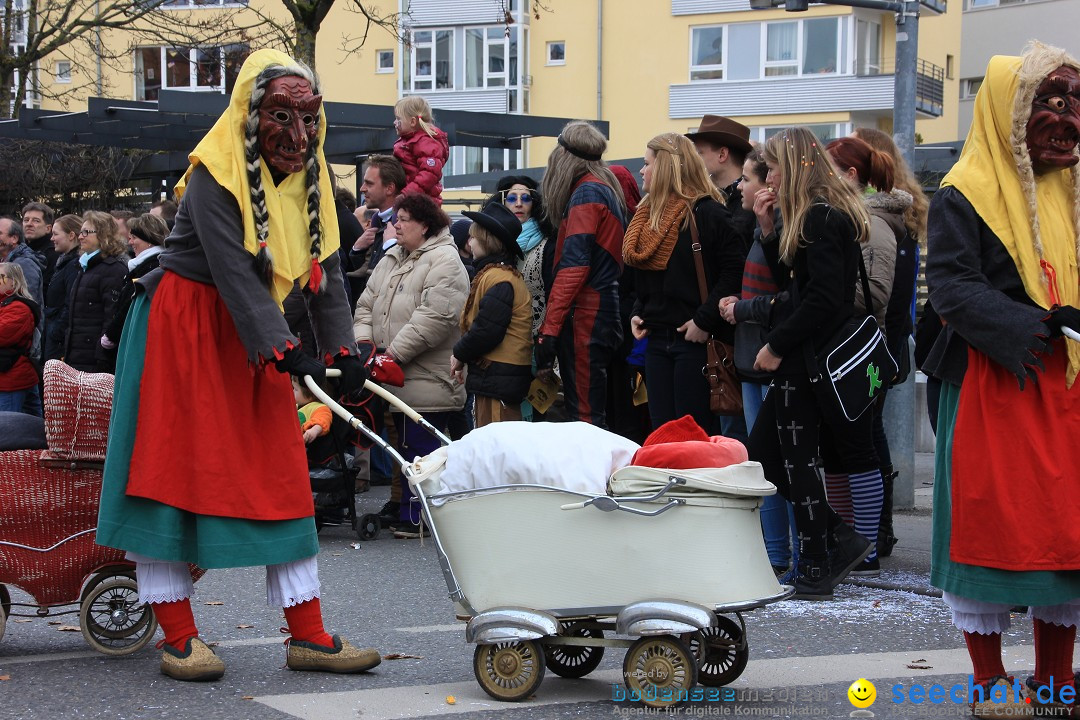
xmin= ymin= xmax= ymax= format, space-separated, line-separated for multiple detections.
xmin=63 ymin=210 xmax=128 ymax=372
xmin=625 ymin=132 xmax=744 ymax=432
xmin=100 ymin=213 xmax=169 ymax=364
xmin=43 ymin=214 xmax=82 ymax=362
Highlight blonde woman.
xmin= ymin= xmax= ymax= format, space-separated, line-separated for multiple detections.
xmin=63 ymin=210 xmax=128 ymax=372
xmin=392 ymin=96 xmax=449 ymax=204
xmin=535 ymin=120 xmax=626 ymax=426
xmin=624 ymin=132 xmax=744 ymax=431
xmin=0 ymin=263 xmax=40 ymax=411
xmin=746 ymin=126 xmax=879 ymax=601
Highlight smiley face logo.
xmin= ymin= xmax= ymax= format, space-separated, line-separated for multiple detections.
xmin=848 ymin=678 xmax=876 ymax=708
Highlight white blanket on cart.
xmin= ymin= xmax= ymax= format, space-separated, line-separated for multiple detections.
xmin=433 ymin=421 xmax=639 ymax=497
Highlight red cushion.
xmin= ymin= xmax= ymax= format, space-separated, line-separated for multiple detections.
xmin=42 ymin=360 xmax=114 ymax=460
xmin=632 ymin=415 xmax=748 ymax=469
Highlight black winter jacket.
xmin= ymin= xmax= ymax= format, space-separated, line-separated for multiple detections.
xmin=104 ymin=247 xmax=163 ymax=350
xmin=44 ymin=249 xmax=80 ymax=362
xmin=64 ymin=253 xmax=128 ymax=372
xmin=629 ymin=197 xmax=745 ymax=344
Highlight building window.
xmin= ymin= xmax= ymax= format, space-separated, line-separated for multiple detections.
xmin=546 ymin=41 xmax=565 ymax=66
xmin=407 ymin=29 xmax=454 ymax=91
xmin=961 ymin=77 xmax=984 ymax=98
xmin=161 ymin=0 xmax=249 ymax=6
xmin=466 ymin=26 xmax=509 ymax=88
xmin=754 ymin=123 xmax=848 ymax=144
xmin=856 ymin=19 xmax=881 ymax=75
xmin=946 ymin=54 xmax=955 ymax=80
xmin=135 ymin=44 xmax=248 ymax=101
xmin=377 ymin=49 xmax=394 ymax=73
xmin=55 ymin=61 xmax=72 ymax=84
xmin=801 ymin=18 xmax=838 ymax=74
xmin=690 ymin=26 xmax=724 ymax=80
xmin=457 ymin=146 xmax=520 ymax=176
xmin=764 ymin=22 xmax=798 ymax=77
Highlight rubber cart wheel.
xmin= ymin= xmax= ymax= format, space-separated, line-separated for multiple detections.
xmin=0 ymin=583 xmax=10 ymax=617
xmin=684 ymin=615 xmax=748 ymax=687
xmin=544 ymin=623 xmax=604 ymax=678
xmin=0 ymin=597 xmax=6 ymax=643
xmin=80 ymin=576 xmax=158 ymax=656
xmin=357 ymin=513 xmax=381 ymax=541
xmin=622 ymin=635 xmax=698 ymax=708
xmin=473 ymin=640 xmax=546 ymax=701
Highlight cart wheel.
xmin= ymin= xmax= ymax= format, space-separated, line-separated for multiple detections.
xmin=473 ymin=640 xmax=546 ymax=701
xmin=0 ymin=597 xmax=6 ymax=643
xmin=0 ymin=583 xmax=10 ymax=617
xmin=544 ymin=623 xmax=605 ymax=678
xmin=357 ymin=513 xmax=381 ymax=541
xmin=622 ymin=635 xmax=698 ymax=708
xmin=684 ymin=615 xmax=748 ymax=687
xmin=79 ymin=577 xmax=158 ymax=656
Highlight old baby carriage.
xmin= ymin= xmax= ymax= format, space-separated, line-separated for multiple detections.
xmin=0 ymin=361 xmax=196 ymax=655
xmin=310 ymin=373 xmax=793 ymax=708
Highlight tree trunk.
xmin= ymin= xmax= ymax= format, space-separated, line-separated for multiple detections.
xmin=293 ymin=21 xmax=318 ymax=69
xmin=0 ymin=67 xmax=13 ymax=120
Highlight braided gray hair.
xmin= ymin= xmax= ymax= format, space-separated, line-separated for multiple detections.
xmin=244 ymin=61 xmax=326 ymax=290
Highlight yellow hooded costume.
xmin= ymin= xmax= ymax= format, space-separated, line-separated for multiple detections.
xmin=174 ymin=49 xmax=340 ymax=308
xmin=942 ymin=43 xmax=1080 ymax=386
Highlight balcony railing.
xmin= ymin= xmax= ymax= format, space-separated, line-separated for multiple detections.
xmin=916 ymin=59 xmax=945 ymax=117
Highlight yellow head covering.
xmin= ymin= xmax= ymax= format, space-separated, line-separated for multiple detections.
xmin=174 ymin=49 xmax=340 ymax=308
xmin=943 ymin=42 xmax=1080 ymax=387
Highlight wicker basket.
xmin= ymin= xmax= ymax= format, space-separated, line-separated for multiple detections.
xmin=42 ymin=360 xmax=114 ymax=462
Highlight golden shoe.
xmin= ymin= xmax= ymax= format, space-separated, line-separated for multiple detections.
xmin=971 ymin=676 xmax=1032 ymax=718
xmin=160 ymin=637 xmax=225 ymax=682
xmin=286 ymin=635 xmax=381 ymax=673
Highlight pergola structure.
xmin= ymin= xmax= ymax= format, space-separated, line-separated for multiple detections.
xmin=0 ymin=90 xmax=605 ymax=199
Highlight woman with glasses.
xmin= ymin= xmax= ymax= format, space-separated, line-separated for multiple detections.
xmin=64 ymin=211 xmax=128 ymax=372
xmin=624 ymin=132 xmax=744 ymax=432
xmin=0 ymin=263 xmax=41 ymax=412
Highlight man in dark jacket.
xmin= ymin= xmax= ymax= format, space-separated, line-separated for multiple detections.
xmin=21 ymin=203 xmax=57 ymax=292
xmin=347 ymin=154 xmax=405 ymax=303
xmin=686 ymin=115 xmax=755 ymax=252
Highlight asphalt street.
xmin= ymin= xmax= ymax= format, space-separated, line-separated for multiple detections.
xmin=0 ymin=453 xmax=1066 ymax=719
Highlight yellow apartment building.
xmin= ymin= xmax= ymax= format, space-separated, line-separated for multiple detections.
xmin=24 ymin=0 xmax=962 ymax=183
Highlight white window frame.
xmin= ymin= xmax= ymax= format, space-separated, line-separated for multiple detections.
xmin=751 ymin=122 xmax=851 ymax=144
xmin=961 ymin=77 xmax=984 ymax=98
xmin=855 ymin=18 xmax=881 ymax=76
xmin=134 ymin=45 xmax=246 ymax=101
xmin=407 ymin=27 xmax=455 ymax=91
xmin=689 ymin=25 xmax=725 ymax=81
xmin=763 ymin=16 xmax=843 ymax=79
xmin=465 ymin=26 xmax=509 ymax=88
xmin=55 ymin=60 xmax=72 ymax=84
xmin=546 ymin=41 xmax=565 ymax=66
xmin=456 ymin=146 xmax=521 ymax=177
xmin=160 ymin=0 xmax=249 ymax=7
xmin=376 ymin=49 xmax=394 ymax=73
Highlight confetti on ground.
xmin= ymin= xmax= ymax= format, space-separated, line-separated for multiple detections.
xmin=383 ymin=653 xmax=424 ymax=660
xmin=204 ymin=601 xmax=224 ymax=606
xmin=236 ymin=624 xmax=254 ymax=629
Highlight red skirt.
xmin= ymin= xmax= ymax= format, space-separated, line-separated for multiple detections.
xmin=125 ymin=273 xmax=313 ymax=521
xmin=950 ymin=343 xmax=1080 ymax=570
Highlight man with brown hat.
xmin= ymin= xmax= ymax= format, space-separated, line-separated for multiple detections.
xmin=686 ymin=115 xmax=755 ymax=250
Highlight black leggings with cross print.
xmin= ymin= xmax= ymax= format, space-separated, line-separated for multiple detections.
xmin=747 ymin=373 xmax=879 ymax=559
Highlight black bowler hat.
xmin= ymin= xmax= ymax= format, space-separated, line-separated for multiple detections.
xmin=462 ymin=203 xmax=523 ymax=260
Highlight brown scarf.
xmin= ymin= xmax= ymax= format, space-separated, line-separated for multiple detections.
xmin=623 ymin=198 xmax=690 ymax=271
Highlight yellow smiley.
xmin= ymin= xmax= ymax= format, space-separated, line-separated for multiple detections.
xmin=847 ymin=678 xmax=876 ymax=708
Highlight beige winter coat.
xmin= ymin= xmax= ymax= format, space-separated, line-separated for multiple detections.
xmin=353 ymin=228 xmax=469 ymax=412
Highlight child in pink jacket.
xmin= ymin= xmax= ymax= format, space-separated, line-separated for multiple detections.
xmin=393 ymin=96 xmax=450 ymax=205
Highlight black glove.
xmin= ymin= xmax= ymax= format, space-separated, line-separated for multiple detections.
xmin=274 ymin=347 xmax=326 ymax=384
xmin=1042 ymin=305 xmax=1080 ymax=338
xmin=534 ymin=334 xmax=558 ymax=370
xmin=331 ymin=353 xmax=369 ymax=401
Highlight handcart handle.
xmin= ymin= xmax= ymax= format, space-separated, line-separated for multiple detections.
xmin=560 ymin=495 xmax=685 ymax=517
xmin=1064 ymin=326 xmax=1080 ymax=343
xmin=324 ymin=369 xmax=451 ymax=446
xmin=305 ymin=372 xmax=409 ymax=468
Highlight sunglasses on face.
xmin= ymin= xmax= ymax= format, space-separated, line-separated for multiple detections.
xmin=503 ymin=192 xmax=534 ymax=205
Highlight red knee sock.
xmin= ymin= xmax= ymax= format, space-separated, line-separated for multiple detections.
xmin=823 ymin=472 xmax=854 ymax=525
xmin=1033 ymin=619 xmax=1077 ymax=688
xmin=151 ymin=599 xmax=198 ymax=652
xmin=283 ymin=598 xmax=334 ymax=648
xmin=964 ymin=631 xmax=1006 ymax=686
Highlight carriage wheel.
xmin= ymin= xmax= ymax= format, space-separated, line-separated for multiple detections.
xmin=622 ymin=635 xmax=697 ymax=708
xmin=543 ymin=623 xmax=605 ymax=678
xmin=684 ymin=615 xmax=749 ymax=687
xmin=473 ymin=640 xmax=546 ymax=701
xmin=0 ymin=583 xmax=10 ymax=616
xmin=0 ymin=597 xmax=6 ymax=643
xmin=80 ymin=577 xmax=158 ymax=656
xmin=357 ymin=513 xmax=381 ymax=541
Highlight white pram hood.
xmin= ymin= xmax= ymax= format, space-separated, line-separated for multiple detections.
xmin=609 ymin=463 xmax=776 ymax=499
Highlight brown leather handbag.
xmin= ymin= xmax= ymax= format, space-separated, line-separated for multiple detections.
xmin=689 ymin=211 xmax=743 ymax=417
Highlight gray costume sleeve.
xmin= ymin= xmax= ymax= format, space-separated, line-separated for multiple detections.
xmin=176 ymin=165 xmax=299 ymax=363
xmin=306 ymin=252 xmax=360 ymax=358
xmin=926 ymin=186 xmax=1049 ymax=385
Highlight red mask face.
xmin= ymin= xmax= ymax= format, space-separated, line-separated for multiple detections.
xmin=257 ymin=76 xmax=322 ymax=175
xmin=1027 ymin=65 xmax=1080 ymax=174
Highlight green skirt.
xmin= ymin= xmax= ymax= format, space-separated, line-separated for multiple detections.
xmin=930 ymin=380 xmax=1080 ymax=605
xmin=96 ymin=289 xmax=319 ymax=569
